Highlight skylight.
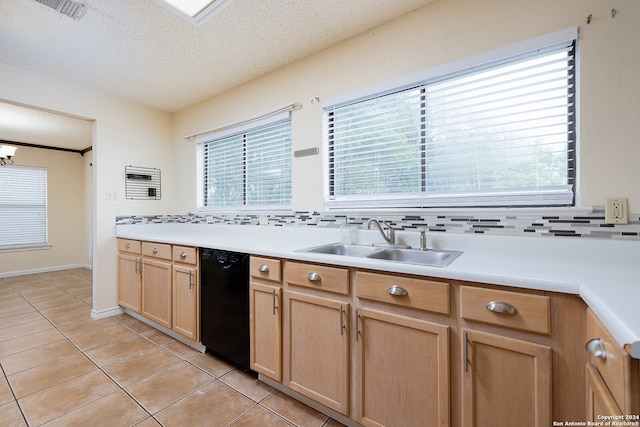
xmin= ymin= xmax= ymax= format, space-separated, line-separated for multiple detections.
xmin=154 ymin=0 xmax=234 ymax=26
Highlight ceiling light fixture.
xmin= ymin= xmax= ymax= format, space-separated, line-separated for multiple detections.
xmin=154 ymin=0 xmax=235 ymax=26
xmin=0 ymin=145 xmax=17 ymax=165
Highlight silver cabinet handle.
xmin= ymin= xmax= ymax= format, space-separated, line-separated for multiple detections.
xmin=463 ymin=331 xmax=469 ymax=372
xmin=152 ymin=247 xmax=158 ymax=254
xmin=585 ymin=338 xmax=607 ymax=360
xmin=180 ymin=251 xmax=187 ymax=259
xmin=339 ymin=304 xmax=345 ymax=335
xmin=259 ymin=264 xmax=270 ymax=273
xmin=387 ymin=285 xmax=408 ymax=296
xmin=272 ymin=289 xmax=278 ymax=315
xmin=356 ymin=309 xmax=361 ymax=342
xmin=135 ymin=259 xmax=140 ymax=274
xmin=125 ymin=243 xmax=131 ymax=249
xmin=307 ymin=272 xmax=321 ymax=282
xmin=188 ymin=271 xmax=194 ymax=289
xmin=485 ymin=300 xmax=517 ymax=315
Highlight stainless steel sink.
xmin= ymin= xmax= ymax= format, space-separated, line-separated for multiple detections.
xmin=367 ymin=248 xmax=462 ymax=267
xmin=297 ymin=243 xmax=384 ymax=257
xmin=296 ymin=243 xmax=462 ymax=267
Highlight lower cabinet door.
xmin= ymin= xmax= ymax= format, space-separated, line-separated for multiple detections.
xmin=118 ymin=253 xmax=141 ymax=313
xmin=173 ymin=265 xmax=199 ymax=341
xmin=250 ymin=282 xmax=282 ymax=381
xmin=142 ymin=258 xmax=172 ymax=328
xmin=284 ymin=291 xmax=350 ymax=415
xmin=462 ymin=329 xmax=551 ymax=427
xmin=356 ymin=308 xmax=450 ymax=427
xmin=586 ymin=363 xmax=622 ymax=420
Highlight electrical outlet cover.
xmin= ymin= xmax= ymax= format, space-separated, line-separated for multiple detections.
xmin=605 ymin=197 xmax=628 ymax=224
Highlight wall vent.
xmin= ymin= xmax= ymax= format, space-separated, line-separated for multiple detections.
xmin=34 ymin=0 xmax=87 ymax=20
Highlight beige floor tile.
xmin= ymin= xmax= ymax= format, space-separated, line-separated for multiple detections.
xmin=0 ymin=311 xmax=44 ymax=330
xmin=140 ymin=328 xmax=175 ymax=345
xmin=15 ymin=287 xmax=61 ymax=299
xmin=30 ymin=295 xmax=82 ymax=310
xmin=0 ymin=401 xmax=27 ymax=427
xmin=188 ymin=352 xmax=234 ymax=378
xmin=323 ymin=418 xmax=347 ymax=426
xmin=154 ymin=381 xmax=255 ymax=427
xmin=8 ymin=352 xmax=96 ymax=398
xmin=229 ymin=404 xmax=294 ymax=427
xmin=45 ymin=307 xmax=93 ymax=327
xmin=84 ymin=335 xmax=157 ymax=367
xmin=18 ymin=370 xmax=119 ymax=426
xmin=102 ymin=346 xmax=183 ymax=388
xmin=38 ymin=300 xmax=90 ymax=316
xmin=0 ymin=318 xmax=54 ymax=342
xmin=0 ymin=373 xmax=14 ymax=405
xmin=3 ymin=274 xmax=42 ymax=285
xmin=126 ymin=361 xmax=214 ymax=414
xmin=220 ymin=369 xmax=274 ymax=402
xmin=112 ymin=314 xmax=155 ymax=334
xmin=161 ymin=339 xmax=201 ymax=359
xmin=261 ymin=391 xmax=329 ymax=427
xmin=57 ymin=317 xmax=118 ymax=338
xmin=0 ymin=303 xmax=36 ymax=320
xmin=133 ymin=417 xmax=163 ymax=427
xmin=69 ymin=323 xmax=138 ymax=351
xmin=0 ymin=328 xmax=66 ymax=357
xmin=0 ymin=340 xmax=78 ymax=375
xmin=40 ymin=390 xmax=148 ymax=427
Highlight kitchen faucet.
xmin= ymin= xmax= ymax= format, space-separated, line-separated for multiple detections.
xmin=366 ymin=219 xmax=398 ymax=246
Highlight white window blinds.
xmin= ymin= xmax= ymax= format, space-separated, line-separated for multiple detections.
xmin=198 ymin=117 xmax=292 ymax=209
xmin=326 ymin=38 xmax=576 ymax=209
xmin=0 ymin=166 xmax=48 ymax=249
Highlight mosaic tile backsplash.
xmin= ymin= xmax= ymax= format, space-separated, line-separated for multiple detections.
xmin=116 ymin=208 xmax=640 ymax=241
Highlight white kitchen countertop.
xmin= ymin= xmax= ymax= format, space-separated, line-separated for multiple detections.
xmin=117 ymin=223 xmax=640 ymax=358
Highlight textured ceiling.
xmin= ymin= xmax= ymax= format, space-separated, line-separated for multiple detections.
xmin=0 ymin=0 xmax=435 ymax=150
xmin=0 ymin=0 xmax=435 ymax=113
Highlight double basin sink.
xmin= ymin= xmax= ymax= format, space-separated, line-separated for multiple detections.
xmin=296 ymin=243 xmax=462 ymax=267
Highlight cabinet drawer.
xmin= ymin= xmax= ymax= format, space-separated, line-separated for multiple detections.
xmin=173 ymin=246 xmax=198 ymax=265
xmin=142 ymin=242 xmax=172 ymax=261
xmin=250 ymin=256 xmax=282 ymax=282
xmin=586 ymin=308 xmax=633 ymax=411
xmin=284 ymin=261 xmax=349 ymax=295
xmin=460 ymin=286 xmax=550 ymax=335
xmin=355 ymin=271 xmax=449 ymax=314
xmin=118 ymin=238 xmax=141 ymax=254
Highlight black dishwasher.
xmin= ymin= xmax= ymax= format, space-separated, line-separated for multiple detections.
xmin=200 ymin=248 xmax=253 ymax=373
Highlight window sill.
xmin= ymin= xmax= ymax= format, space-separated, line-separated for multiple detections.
xmin=0 ymin=244 xmax=51 ymax=253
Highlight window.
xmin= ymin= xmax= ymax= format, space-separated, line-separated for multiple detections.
xmin=0 ymin=166 xmax=48 ymax=249
xmin=325 ymin=35 xmax=576 ymax=209
xmin=198 ymin=116 xmax=292 ymax=210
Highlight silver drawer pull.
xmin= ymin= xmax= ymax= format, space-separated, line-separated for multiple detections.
xmin=485 ymin=300 xmax=517 ymax=315
xmin=585 ymin=338 xmax=607 ymax=360
xmin=307 ymin=272 xmax=321 ymax=282
xmin=180 ymin=251 xmax=187 ymax=258
xmin=259 ymin=264 xmax=270 ymax=273
xmin=387 ymin=285 xmax=408 ymax=296
xmin=125 ymin=243 xmax=131 ymax=249
xmin=152 ymin=247 xmax=158 ymax=254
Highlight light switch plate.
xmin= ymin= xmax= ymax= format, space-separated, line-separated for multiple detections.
xmin=605 ymin=197 xmax=628 ymax=224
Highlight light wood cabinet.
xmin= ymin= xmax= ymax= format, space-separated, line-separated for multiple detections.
xmin=460 ymin=285 xmax=552 ymax=427
xmin=355 ymin=270 xmax=450 ymax=427
xmin=356 ymin=307 xmax=449 ymax=427
xmin=172 ymin=246 xmax=199 ymax=341
xmin=284 ymin=290 xmax=350 ymax=415
xmin=118 ymin=239 xmax=200 ymax=341
xmin=461 ymin=329 xmax=551 ymax=427
xmin=585 ymin=308 xmax=640 ymax=419
xmin=141 ymin=257 xmax=172 ymax=328
xmin=117 ymin=238 xmax=142 ymax=313
xmin=249 ymin=256 xmax=282 ymax=381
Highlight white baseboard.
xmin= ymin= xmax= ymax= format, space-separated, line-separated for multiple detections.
xmin=91 ymin=306 xmax=124 ymax=320
xmin=0 ymin=263 xmax=92 ymax=279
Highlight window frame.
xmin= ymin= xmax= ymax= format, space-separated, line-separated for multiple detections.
xmin=196 ymin=111 xmax=293 ymax=212
xmin=323 ymin=27 xmax=578 ymax=210
xmin=0 ymin=165 xmax=48 ymax=251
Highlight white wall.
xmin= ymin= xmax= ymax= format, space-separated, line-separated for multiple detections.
xmin=0 ymin=62 xmax=174 ymax=314
xmin=174 ymin=0 xmax=640 ymax=213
